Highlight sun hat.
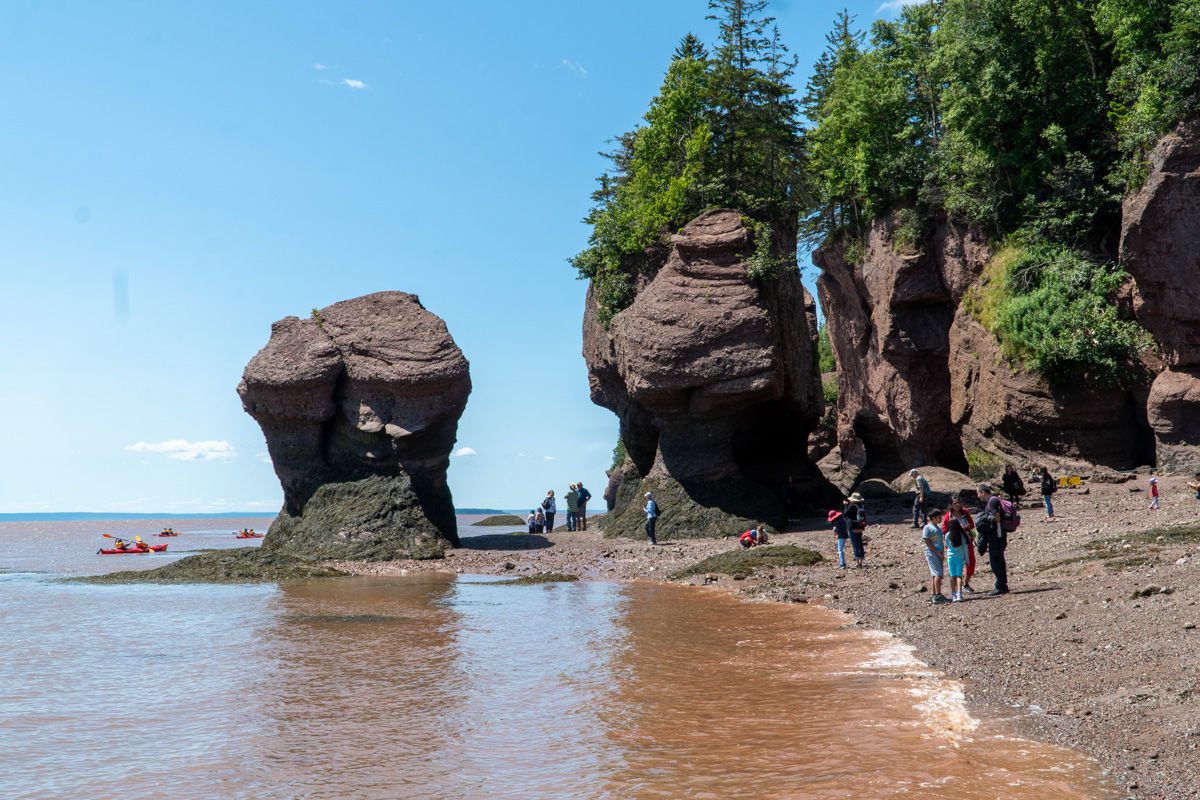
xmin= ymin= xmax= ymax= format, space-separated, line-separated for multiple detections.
xmin=827 ymin=510 xmax=843 ymax=523
xmin=848 ymin=492 xmax=865 ymax=503
xmin=644 ymin=492 xmax=653 ymax=497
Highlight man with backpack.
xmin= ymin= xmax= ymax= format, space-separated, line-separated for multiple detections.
xmin=976 ymin=482 xmax=1018 ymax=595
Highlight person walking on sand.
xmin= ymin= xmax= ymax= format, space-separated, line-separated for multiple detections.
xmin=541 ymin=490 xmax=557 ymax=532
xmin=911 ymin=469 xmax=932 ymax=528
xmin=829 ymin=509 xmax=849 ymax=569
xmin=946 ymin=518 xmax=968 ymax=603
xmin=922 ymin=507 xmax=947 ymax=604
xmin=843 ymin=493 xmax=867 ymax=568
xmin=577 ymin=482 xmax=592 ymax=530
xmin=1039 ymin=467 xmax=1057 ymax=521
xmin=942 ymin=498 xmax=977 ymax=593
xmin=565 ymin=484 xmax=580 ymax=531
xmin=976 ymin=484 xmax=1010 ymax=595
xmin=643 ymin=491 xmax=658 ymax=545
xmin=1002 ymin=464 xmax=1026 ymax=503
xmin=1149 ymin=474 xmax=1161 ymax=511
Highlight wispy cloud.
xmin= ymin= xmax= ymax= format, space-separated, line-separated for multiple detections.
xmin=124 ymin=439 xmax=236 ymax=463
xmin=876 ymin=0 xmax=921 ymax=16
xmin=342 ymin=78 xmax=366 ymax=90
xmin=453 ymin=446 xmax=478 ymax=458
xmin=542 ymin=455 xmax=557 ymax=462
xmin=313 ymin=63 xmax=328 ymax=70
xmin=561 ymin=59 xmax=588 ymax=78
xmin=256 ymin=451 xmax=272 ymax=464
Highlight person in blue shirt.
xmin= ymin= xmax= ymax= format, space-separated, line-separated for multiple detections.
xmin=945 ymin=518 xmax=968 ymax=603
xmin=644 ymin=491 xmax=658 ymax=545
xmin=576 ymin=482 xmax=593 ymax=530
xmin=922 ymin=507 xmax=947 ymax=604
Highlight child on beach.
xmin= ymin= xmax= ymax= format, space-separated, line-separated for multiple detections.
xmin=942 ymin=499 xmax=977 ymax=593
xmin=527 ymin=510 xmax=537 ymax=534
xmin=922 ymin=508 xmax=947 ymax=604
xmin=829 ymin=510 xmax=849 ymax=569
xmin=1149 ymin=475 xmax=1160 ymax=510
xmin=946 ymin=519 xmax=968 ymax=603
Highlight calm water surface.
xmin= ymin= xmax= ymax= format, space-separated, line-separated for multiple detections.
xmin=0 ymin=517 xmax=1114 ymax=799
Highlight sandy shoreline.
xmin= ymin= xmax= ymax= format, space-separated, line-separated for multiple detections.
xmin=335 ymin=477 xmax=1200 ymax=799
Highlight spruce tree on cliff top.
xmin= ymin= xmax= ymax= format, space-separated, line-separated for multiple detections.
xmin=572 ymin=0 xmax=805 ymax=326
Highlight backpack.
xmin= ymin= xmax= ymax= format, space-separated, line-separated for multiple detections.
xmin=578 ymin=487 xmax=591 ymax=503
xmin=997 ymin=497 xmax=1021 ymax=532
xmin=541 ymin=497 xmax=552 ymax=511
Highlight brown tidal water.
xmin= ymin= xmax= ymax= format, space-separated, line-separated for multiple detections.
xmin=0 ymin=519 xmax=1115 ymax=799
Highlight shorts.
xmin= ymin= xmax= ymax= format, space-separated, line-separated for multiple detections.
xmin=924 ymin=548 xmax=943 ymax=577
xmin=947 ymin=553 xmax=965 ymax=578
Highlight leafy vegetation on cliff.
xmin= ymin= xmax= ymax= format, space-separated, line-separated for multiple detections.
xmin=804 ymin=0 xmax=1196 ymax=383
xmin=572 ymin=1 xmax=805 ymax=326
xmin=968 ymin=242 xmax=1147 ymax=385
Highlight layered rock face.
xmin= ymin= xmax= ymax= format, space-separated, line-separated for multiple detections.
xmin=816 ymin=213 xmax=1148 ymax=485
xmin=1121 ymin=117 xmax=1200 ymax=470
xmin=585 ymin=209 xmax=825 ymax=538
xmin=239 ymin=291 xmax=470 ymax=559
xmin=814 ymin=218 xmax=985 ymax=484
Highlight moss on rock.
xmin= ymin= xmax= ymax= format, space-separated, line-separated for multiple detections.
xmin=603 ymin=473 xmax=775 ymax=541
xmin=264 ymin=473 xmax=451 ymax=561
xmin=71 ymin=548 xmax=349 ymax=585
xmin=491 ymin=572 xmax=579 ymax=585
xmin=473 ymin=514 xmax=526 ymax=526
xmin=671 ymin=545 xmax=823 ymax=580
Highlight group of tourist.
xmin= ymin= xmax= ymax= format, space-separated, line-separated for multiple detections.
xmin=526 ymin=483 xmax=592 ymax=533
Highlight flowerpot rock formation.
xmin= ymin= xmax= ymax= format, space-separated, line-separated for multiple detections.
xmin=238 ymin=291 xmax=471 ymax=559
xmin=584 ymin=209 xmax=828 ymax=538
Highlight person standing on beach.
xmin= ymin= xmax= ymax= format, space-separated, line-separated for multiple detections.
xmin=565 ymin=484 xmax=580 ymax=531
xmin=577 ymin=482 xmax=592 ymax=530
xmin=942 ymin=499 xmax=977 ymax=593
xmin=976 ymin=484 xmax=1010 ymax=595
xmin=911 ymin=469 xmax=932 ymax=528
xmin=534 ymin=508 xmax=545 ymax=533
xmin=945 ymin=518 xmax=968 ymax=603
xmin=1039 ymin=467 xmax=1057 ymax=521
xmin=1149 ymin=474 xmax=1161 ymax=511
xmin=541 ymin=490 xmax=557 ymax=532
xmin=843 ymin=492 xmax=867 ymax=568
xmin=644 ymin=491 xmax=658 ymax=545
xmin=829 ymin=509 xmax=849 ymax=569
xmin=922 ymin=508 xmax=947 ymax=604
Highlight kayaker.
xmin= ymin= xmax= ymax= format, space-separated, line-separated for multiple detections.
xmin=133 ymin=535 xmax=147 ymax=550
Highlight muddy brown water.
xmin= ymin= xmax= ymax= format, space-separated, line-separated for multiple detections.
xmin=0 ymin=518 xmax=1115 ymax=798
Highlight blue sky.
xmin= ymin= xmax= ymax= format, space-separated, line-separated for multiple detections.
xmin=0 ymin=0 xmax=908 ymax=513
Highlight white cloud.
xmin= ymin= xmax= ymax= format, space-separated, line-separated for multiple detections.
xmin=342 ymin=78 xmax=366 ymax=90
xmin=876 ymin=0 xmax=921 ymax=16
xmin=542 ymin=455 xmax=557 ymax=462
xmin=453 ymin=446 xmax=478 ymax=458
xmin=517 ymin=452 xmax=530 ymax=459
xmin=256 ymin=451 xmax=272 ymax=464
xmin=561 ymin=59 xmax=588 ymax=78
xmin=124 ymin=439 xmax=236 ymax=463
xmin=313 ymin=63 xmax=328 ymax=70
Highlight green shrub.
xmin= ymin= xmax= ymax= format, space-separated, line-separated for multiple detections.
xmin=817 ymin=323 xmax=836 ymax=373
xmin=821 ymin=376 xmax=839 ymax=405
xmin=965 ymin=448 xmax=1002 ymax=481
xmin=892 ymin=208 xmax=925 ymax=254
xmin=975 ymin=241 xmax=1147 ymax=386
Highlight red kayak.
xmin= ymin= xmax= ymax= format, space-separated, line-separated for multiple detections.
xmin=156 ymin=532 xmax=180 ymax=537
xmin=234 ymin=533 xmax=264 ymax=539
xmin=98 ymin=544 xmax=168 ymax=555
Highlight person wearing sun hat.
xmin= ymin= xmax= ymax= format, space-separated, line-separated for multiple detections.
xmin=842 ymin=492 xmax=867 ymax=567
xmin=828 ymin=508 xmax=850 ymax=569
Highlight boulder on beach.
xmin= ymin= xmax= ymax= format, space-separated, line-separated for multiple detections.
xmin=239 ymin=291 xmax=471 ymax=560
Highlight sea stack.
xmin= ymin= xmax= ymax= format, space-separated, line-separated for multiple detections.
xmin=584 ymin=209 xmax=825 ymax=538
xmin=239 ymin=291 xmax=470 ymax=559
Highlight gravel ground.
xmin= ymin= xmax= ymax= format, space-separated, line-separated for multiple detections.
xmin=334 ymin=476 xmax=1200 ymax=799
